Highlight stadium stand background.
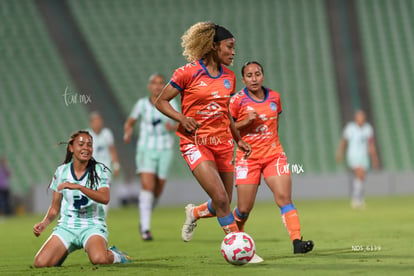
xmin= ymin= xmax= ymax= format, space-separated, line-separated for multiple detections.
xmin=0 ymin=0 xmax=413 ymax=210
xmin=0 ymin=0 xmax=90 ymax=194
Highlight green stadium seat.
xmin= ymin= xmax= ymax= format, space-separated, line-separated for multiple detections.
xmin=0 ymin=0 xmax=89 ymax=194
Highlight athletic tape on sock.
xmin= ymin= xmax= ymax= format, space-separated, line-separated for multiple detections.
xmin=235 ymin=207 xmax=249 ymax=219
xmin=280 ymin=203 xmax=296 ymax=215
xmin=207 ymin=199 xmax=216 ymax=216
xmin=217 ymin=213 xmax=235 ymax=227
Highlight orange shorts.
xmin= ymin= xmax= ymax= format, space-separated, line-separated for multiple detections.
xmin=234 ymin=152 xmax=290 ymax=185
xmin=180 ymin=139 xmax=234 ymax=172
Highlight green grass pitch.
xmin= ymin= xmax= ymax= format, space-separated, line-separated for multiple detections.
xmin=0 ymin=195 xmax=413 ymax=275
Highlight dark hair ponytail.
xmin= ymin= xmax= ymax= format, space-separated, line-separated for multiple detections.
xmin=86 ymin=156 xmax=103 ymax=190
xmin=54 ymin=130 xmax=110 ymax=190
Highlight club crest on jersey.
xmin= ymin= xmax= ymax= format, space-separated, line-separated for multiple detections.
xmin=270 ymin=102 xmax=277 ymax=111
xmin=223 ymin=79 xmax=231 ymax=89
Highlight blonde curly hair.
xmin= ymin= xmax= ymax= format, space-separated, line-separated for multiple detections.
xmin=181 ymin=21 xmax=216 ymax=62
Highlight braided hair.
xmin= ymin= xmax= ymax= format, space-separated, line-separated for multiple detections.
xmin=59 ymin=130 xmax=109 ymax=190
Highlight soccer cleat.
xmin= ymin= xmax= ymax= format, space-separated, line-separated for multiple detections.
xmin=351 ymin=200 xmax=366 ymax=210
xmin=141 ymin=230 xmax=153 ymax=241
xmin=139 ymin=224 xmax=153 ymax=241
xmin=109 ymin=245 xmax=132 ymax=263
xmin=293 ymin=238 xmax=314 ymax=254
xmin=248 ymin=253 xmax=264 ymax=264
xmin=182 ymin=203 xmax=197 ymax=242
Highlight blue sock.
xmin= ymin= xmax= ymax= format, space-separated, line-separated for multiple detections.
xmin=235 ymin=207 xmax=249 ymax=219
xmin=217 ymin=213 xmax=235 ymax=227
xmin=207 ymin=199 xmax=216 ymax=216
xmin=280 ymin=203 xmax=296 ymax=215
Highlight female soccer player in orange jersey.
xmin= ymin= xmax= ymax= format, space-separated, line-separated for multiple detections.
xmin=229 ymin=61 xmax=314 ymax=254
xmin=155 ymin=22 xmax=252 ymax=241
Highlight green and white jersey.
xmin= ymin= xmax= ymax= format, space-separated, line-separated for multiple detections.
xmin=343 ymin=122 xmax=373 ymax=167
xmin=49 ymin=162 xmax=110 ymax=229
xmin=130 ymin=97 xmax=177 ymax=151
xmin=87 ymin=128 xmax=114 ymax=170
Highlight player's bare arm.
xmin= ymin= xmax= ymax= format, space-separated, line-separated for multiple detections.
xmin=234 ymin=111 xmax=257 ymax=130
xmin=123 ymin=117 xmax=136 ymax=143
xmin=57 ymin=182 xmax=110 ymax=205
xmin=368 ymin=138 xmax=379 ymax=169
xmin=156 ymin=84 xmax=200 ymax=132
xmin=228 ymin=111 xmax=252 ymax=158
xmin=336 ymin=138 xmax=347 ymax=163
xmin=33 ymin=191 xmax=62 ymax=237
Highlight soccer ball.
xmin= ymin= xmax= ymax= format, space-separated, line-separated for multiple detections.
xmin=220 ymin=232 xmax=256 ymax=265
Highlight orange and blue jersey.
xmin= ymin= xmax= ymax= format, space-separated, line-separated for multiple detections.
xmin=170 ymin=59 xmax=236 ymax=143
xmin=229 ymin=87 xmax=284 ymax=159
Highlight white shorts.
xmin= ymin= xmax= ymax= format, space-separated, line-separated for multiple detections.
xmin=346 ymin=154 xmax=369 ymax=170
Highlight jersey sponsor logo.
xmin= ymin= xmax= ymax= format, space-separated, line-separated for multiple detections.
xmin=184 ymin=145 xmax=202 ymax=165
xmin=246 ymin=124 xmax=273 ymax=139
xmin=228 ymin=139 xmax=234 ymax=146
xmin=256 ymin=124 xmax=269 ymax=133
xmin=198 ymin=209 xmax=211 ymax=217
xmin=199 ymin=81 xmax=208 ymax=87
xmin=152 ymin=118 xmax=162 ymax=126
xmin=236 ymin=165 xmax=248 ymax=179
xmin=211 ymin=91 xmax=220 ymax=98
xmin=73 ymin=195 xmax=89 ymax=209
xmin=211 ymin=91 xmax=230 ymax=98
xmin=197 ymin=101 xmax=224 ymax=119
xmin=206 ymin=102 xmax=220 ymax=111
xmin=259 ymin=114 xmax=268 ymax=121
xmin=246 ymin=106 xmax=255 ymax=112
xmin=223 ymin=79 xmax=231 ymax=89
xmin=270 ymin=102 xmax=277 ymax=111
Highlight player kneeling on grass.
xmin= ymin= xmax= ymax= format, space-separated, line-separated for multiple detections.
xmin=33 ymin=130 xmax=131 ymax=267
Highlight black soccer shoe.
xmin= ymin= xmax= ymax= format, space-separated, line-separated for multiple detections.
xmin=293 ymin=238 xmax=314 ymax=254
xmin=141 ymin=230 xmax=153 ymax=241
